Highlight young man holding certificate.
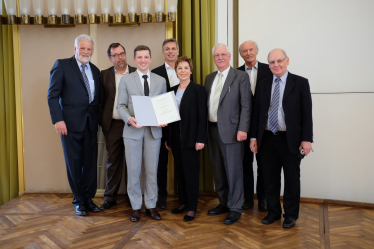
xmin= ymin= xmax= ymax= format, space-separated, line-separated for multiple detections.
xmin=117 ymin=45 xmax=167 ymax=222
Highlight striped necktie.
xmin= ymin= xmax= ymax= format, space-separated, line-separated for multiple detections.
xmin=81 ymin=64 xmax=93 ymax=103
xmin=268 ymin=78 xmax=281 ymax=134
xmin=211 ymin=73 xmax=223 ymax=122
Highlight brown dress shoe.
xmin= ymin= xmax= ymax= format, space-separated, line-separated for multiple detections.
xmin=130 ymin=209 xmax=141 ymax=222
xmin=146 ymin=208 xmax=162 ymax=220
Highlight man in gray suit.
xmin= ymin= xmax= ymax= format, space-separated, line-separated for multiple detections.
xmin=205 ymin=43 xmax=251 ymax=225
xmin=117 ymin=45 xmax=167 ymax=222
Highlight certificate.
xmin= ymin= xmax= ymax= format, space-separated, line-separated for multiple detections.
xmin=132 ymin=92 xmax=181 ymax=126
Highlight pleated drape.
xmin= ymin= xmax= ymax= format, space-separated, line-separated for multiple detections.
xmin=177 ymin=0 xmax=215 ymax=191
xmin=0 ymin=2 xmax=20 ymax=206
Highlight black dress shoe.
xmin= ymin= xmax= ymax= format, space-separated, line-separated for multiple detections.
xmin=224 ymin=211 xmax=241 ymax=225
xmin=258 ymin=199 xmax=268 ymax=212
xmin=283 ymin=217 xmax=296 ymax=228
xmin=183 ymin=213 xmax=195 ymax=222
xmin=75 ymin=205 xmax=88 ymax=216
xmin=207 ymin=204 xmax=229 ymax=216
xmin=171 ymin=205 xmax=187 ymax=214
xmin=157 ymin=196 xmax=167 ymax=209
xmin=130 ymin=209 xmax=141 ymax=222
xmin=100 ymin=201 xmax=116 ymax=210
xmin=242 ymin=199 xmax=254 ymax=210
xmin=262 ymin=215 xmax=281 ymax=225
xmin=87 ymin=200 xmax=101 ymax=212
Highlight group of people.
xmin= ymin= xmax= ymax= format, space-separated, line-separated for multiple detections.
xmin=47 ymin=34 xmax=313 ymax=229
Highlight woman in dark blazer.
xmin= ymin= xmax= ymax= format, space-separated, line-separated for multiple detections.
xmin=165 ymin=56 xmax=207 ymax=222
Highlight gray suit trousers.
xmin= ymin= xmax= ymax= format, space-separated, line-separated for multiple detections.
xmin=124 ymin=127 xmax=161 ymax=210
xmin=208 ymin=124 xmax=244 ymax=213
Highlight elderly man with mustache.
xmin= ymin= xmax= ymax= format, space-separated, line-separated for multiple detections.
xmin=237 ymin=40 xmax=272 ymax=212
xmin=205 ymin=43 xmax=251 ymax=225
xmin=98 ymin=43 xmax=136 ymax=210
xmin=47 ymin=34 xmax=101 ymax=216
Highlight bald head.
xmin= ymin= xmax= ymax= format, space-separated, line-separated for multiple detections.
xmin=239 ymin=40 xmax=259 ymax=67
xmin=268 ymin=49 xmax=289 ymax=77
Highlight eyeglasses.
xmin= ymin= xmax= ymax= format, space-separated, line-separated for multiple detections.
xmin=269 ymin=57 xmax=287 ymax=66
xmin=111 ymin=52 xmax=126 ymax=59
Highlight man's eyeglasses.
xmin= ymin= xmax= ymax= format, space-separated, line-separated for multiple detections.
xmin=269 ymin=57 xmax=287 ymax=66
xmin=111 ymin=52 xmax=126 ymax=59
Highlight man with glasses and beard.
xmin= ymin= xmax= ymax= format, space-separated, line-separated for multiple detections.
xmin=47 ymin=34 xmax=101 ymax=216
xmin=98 ymin=43 xmax=136 ymax=210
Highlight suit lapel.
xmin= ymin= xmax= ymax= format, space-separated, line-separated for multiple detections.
xmin=219 ymin=67 xmax=236 ymax=104
xmin=282 ymin=72 xmax=295 ymax=101
xmin=70 ymin=56 xmax=86 ymax=87
xmin=265 ymin=77 xmax=273 ymax=102
xmin=109 ymin=67 xmax=116 ymax=89
xmin=133 ymin=72 xmax=144 ymax=96
xmin=160 ymin=64 xmax=170 ymax=87
xmin=149 ymin=73 xmax=156 ymax=96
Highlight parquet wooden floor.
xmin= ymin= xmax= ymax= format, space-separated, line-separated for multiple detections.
xmin=0 ymin=194 xmax=373 ymax=249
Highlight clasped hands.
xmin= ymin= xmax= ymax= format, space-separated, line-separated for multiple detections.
xmin=250 ymin=140 xmax=313 ymax=156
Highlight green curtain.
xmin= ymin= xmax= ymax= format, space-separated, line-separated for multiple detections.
xmin=177 ymin=0 xmax=215 ymax=191
xmin=0 ymin=2 xmax=19 ymax=206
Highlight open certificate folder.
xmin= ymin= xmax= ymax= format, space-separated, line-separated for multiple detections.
xmin=132 ymin=91 xmax=181 ymax=126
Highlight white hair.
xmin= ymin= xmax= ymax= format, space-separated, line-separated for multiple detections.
xmin=74 ymin=34 xmax=94 ymax=49
xmin=239 ymin=40 xmax=259 ymax=55
xmin=212 ymin=43 xmax=231 ymax=56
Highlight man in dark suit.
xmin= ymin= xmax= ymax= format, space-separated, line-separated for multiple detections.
xmin=237 ymin=40 xmax=272 ymax=212
xmin=250 ymin=48 xmax=313 ymax=229
xmin=205 ymin=43 xmax=251 ymax=225
xmin=98 ymin=43 xmax=136 ymax=210
xmin=151 ymin=38 xmax=180 ymax=209
xmin=47 ymin=34 xmax=101 ymax=216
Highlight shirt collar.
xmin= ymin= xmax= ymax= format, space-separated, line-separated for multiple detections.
xmin=165 ymin=62 xmax=174 ymax=70
xmin=217 ymin=66 xmax=231 ymax=77
xmin=114 ymin=65 xmax=129 ymax=75
xmin=136 ymin=69 xmax=151 ymax=79
xmin=75 ymin=57 xmax=91 ymax=70
xmin=245 ymin=61 xmax=258 ymax=71
xmin=273 ymin=71 xmax=288 ymax=84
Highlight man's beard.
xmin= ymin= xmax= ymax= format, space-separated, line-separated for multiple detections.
xmin=78 ymin=54 xmax=91 ymax=63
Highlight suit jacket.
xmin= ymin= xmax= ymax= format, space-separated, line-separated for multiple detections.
xmin=250 ymin=72 xmax=313 ymax=154
xmin=117 ymin=71 xmax=167 ymax=140
xmin=98 ymin=65 xmax=136 ymax=133
xmin=47 ymin=56 xmax=101 ymax=133
xmin=167 ymin=81 xmax=207 ymax=149
xmin=205 ymin=67 xmax=252 ymax=144
xmin=151 ymin=63 xmax=193 ymax=142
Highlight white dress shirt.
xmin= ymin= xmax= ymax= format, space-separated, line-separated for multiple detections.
xmin=245 ymin=61 xmax=258 ymax=95
xmin=266 ymin=71 xmax=288 ymax=131
xmin=112 ymin=65 xmax=129 ymax=120
xmin=76 ymin=58 xmax=95 ymax=98
xmin=136 ymin=69 xmax=151 ymax=91
xmin=165 ymin=62 xmax=179 ymax=87
xmin=209 ymin=66 xmax=231 ymax=122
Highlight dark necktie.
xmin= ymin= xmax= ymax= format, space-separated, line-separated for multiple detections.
xmin=80 ymin=64 xmax=93 ymax=103
xmin=143 ymin=75 xmax=149 ymax=96
xmin=269 ymin=78 xmax=281 ymax=134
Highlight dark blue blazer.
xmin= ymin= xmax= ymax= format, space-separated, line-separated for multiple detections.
xmin=47 ymin=56 xmax=101 ymax=133
xmin=250 ymin=72 xmax=313 ymax=154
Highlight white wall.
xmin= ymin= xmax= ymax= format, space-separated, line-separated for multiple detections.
xmin=238 ymin=0 xmax=374 ymax=203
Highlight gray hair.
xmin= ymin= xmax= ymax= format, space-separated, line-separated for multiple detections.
xmin=74 ymin=34 xmax=94 ymax=49
xmin=239 ymin=40 xmax=259 ymax=55
xmin=267 ymin=48 xmax=288 ymax=61
xmin=212 ymin=43 xmax=231 ymax=56
xmin=162 ymin=38 xmax=179 ymax=51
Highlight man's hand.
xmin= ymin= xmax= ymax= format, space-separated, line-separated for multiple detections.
xmin=237 ymin=131 xmax=247 ymax=141
xmin=158 ymin=124 xmax=168 ymax=128
xmin=128 ymin=117 xmax=142 ymax=128
xmin=55 ymin=121 xmax=67 ymax=135
xmin=195 ymin=143 xmax=205 ymax=151
xmin=250 ymin=140 xmax=258 ymax=153
xmin=165 ymin=141 xmax=170 ymax=150
xmin=299 ymin=141 xmax=312 ymax=156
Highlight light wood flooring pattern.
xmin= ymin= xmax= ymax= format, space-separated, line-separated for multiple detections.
xmin=0 ymin=194 xmax=373 ymax=248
